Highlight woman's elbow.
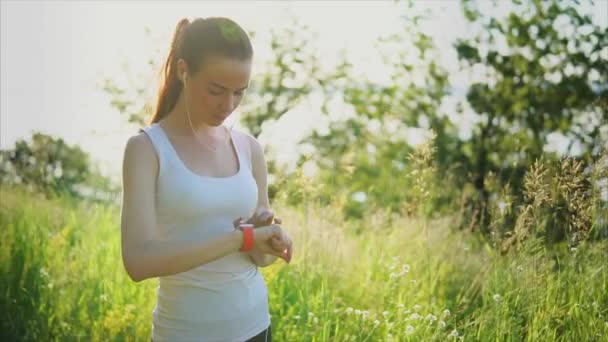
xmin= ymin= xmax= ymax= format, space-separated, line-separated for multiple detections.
xmin=122 ymin=253 xmax=149 ymax=282
xmin=123 ymin=261 xmax=142 ymax=282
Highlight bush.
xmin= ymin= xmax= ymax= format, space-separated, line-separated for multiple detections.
xmin=0 ymin=132 xmax=118 ymax=202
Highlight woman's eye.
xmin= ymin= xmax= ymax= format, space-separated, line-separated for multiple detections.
xmin=208 ymin=89 xmax=244 ymax=96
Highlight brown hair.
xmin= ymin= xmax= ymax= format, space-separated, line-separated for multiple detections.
xmin=149 ymin=17 xmax=253 ymax=125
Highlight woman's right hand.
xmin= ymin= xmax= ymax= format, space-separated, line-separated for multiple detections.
xmin=249 ymin=224 xmax=289 ymax=261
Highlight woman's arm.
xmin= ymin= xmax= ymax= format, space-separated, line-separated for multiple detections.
xmin=244 ymin=133 xmax=279 ymax=267
xmin=120 ymin=134 xmax=245 ymax=282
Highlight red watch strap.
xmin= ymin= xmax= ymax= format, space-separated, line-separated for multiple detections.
xmin=239 ymin=224 xmax=254 ymax=252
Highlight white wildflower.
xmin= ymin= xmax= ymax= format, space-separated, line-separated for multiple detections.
xmin=409 ymin=313 xmax=421 ymax=321
xmin=40 ymin=268 xmax=49 ymax=278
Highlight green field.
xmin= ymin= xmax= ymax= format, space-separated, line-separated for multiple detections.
xmin=1 ymin=185 xmax=606 ymax=341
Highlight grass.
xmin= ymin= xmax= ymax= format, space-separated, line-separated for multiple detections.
xmin=1 ymin=183 xmax=606 ymax=341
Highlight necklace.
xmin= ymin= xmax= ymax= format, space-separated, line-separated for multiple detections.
xmin=187 ymin=117 xmax=229 ymax=152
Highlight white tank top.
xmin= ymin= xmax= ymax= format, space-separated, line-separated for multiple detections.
xmin=141 ymin=122 xmax=270 ymax=342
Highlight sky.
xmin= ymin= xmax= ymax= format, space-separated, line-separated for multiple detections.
xmin=1 ymin=0 xmax=607 ymax=183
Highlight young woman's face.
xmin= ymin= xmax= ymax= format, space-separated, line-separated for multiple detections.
xmin=184 ymin=56 xmax=251 ymax=127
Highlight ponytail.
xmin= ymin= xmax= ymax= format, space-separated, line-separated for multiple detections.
xmin=149 ymin=18 xmax=191 ymax=125
xmin=147 ymin=17 xmax=253 ymax=126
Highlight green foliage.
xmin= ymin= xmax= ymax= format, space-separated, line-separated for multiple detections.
xmin=454 ymin=0 xmax=607 ymax=230
xmin=0 ymin=133 xmax=119 ymax=202
xmin=300 ymin=4 xmax=457 ymax=219
xmin=239 ymin=20 xmax=326 ymax=138
xmin=101 ymin=57 xmax=154 ymax=127
xmin=1 ymin=185 xmax=606 ymax=341
xmin=498 ymin=150 xmax=608 ymax=253
xmin=0 ymin=187 xmax=152 ymax=341
xmin=0 ymin=133 xmax=90 ymax=197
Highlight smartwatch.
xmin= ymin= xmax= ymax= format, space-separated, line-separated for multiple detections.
xmin=238 ymin=223 xmax=255 ymax=252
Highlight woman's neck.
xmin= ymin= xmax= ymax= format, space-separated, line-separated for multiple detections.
xmin=163 ymin=99 xmax=224 ymax=138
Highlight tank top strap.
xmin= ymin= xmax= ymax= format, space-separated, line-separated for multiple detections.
xmin=228 ymin=128 xmax=252 ymax=172
xmin=141 ymin=123 xmax=175 ymax=177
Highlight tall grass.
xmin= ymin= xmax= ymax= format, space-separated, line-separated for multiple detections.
xmin=1 ymin=181 xmax=606 ymax=341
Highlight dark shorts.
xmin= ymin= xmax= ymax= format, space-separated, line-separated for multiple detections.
xmin=245 ymin=324 xmax=272 ymax=342
xmin=150 ymin=324 xmax=272 ymax=342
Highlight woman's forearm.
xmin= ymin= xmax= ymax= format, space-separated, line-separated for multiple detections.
xmin=123 ymin=230 xmax=243 ymax=282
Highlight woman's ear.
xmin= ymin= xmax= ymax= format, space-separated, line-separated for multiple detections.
xmin=177 ymin=58 xmax=188 ymax=82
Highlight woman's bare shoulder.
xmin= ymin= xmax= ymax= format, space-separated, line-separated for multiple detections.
xmin=123 ymin=130 xmax=158 ymax=173
xmin=230 ymin=127 xmax=261 ymax=151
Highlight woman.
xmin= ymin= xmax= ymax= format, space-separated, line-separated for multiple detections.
xmin=120 ymin=17 xmax=293 ymax=342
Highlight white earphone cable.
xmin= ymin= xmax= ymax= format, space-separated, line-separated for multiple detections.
xmin=183 ymin=73 xmax=230 ymax=150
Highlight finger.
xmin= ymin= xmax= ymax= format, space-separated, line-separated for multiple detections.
xmin=278 ymin=246 xmax=289 ymax=262
xmin=266 ymin=248 xmax=287 ymax=261
xmin=233 ymin=217 xmax=244 ymax=228
xmin=272 ymin=234 xmax=288 ymax=246
xmin=286 ymin=238 xmax=293 ymax=262
xmin=262 ymin=211 xmax=274 ymax=225
xmin=271 ymin=237 xmax=287 ymax=251
xmin=252 ymin=210 xmax=267 ymax=227
xmin=258 ymin=208 xmax=271 ymax=218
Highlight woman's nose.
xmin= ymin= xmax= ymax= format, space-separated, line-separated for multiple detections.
xmin=220 ymin=94 xmax=234 ymax=111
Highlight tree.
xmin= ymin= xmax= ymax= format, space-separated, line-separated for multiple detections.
xmin=455 ymin=0 xmax=607 ymax=231
xmin=0 ymin=133 xmax=91 ymax=198
xmin=239 ymin=20 xmax=325 ymax=138
xmin=299 ymin=4 xmax=455 ymax=218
